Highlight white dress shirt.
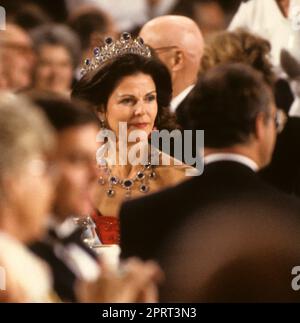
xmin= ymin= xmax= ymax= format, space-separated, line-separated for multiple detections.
xmin=47 ymin=217 xmax=100 ymax=282
xmin=204 ymin=153 xmax=259 ymax=172
xmin=288 ymin=79 xmax=300 ymax=117
xmin=0 ymin=231 xmax=53 ymax=302
xmin=170 ymin=85 xmax=195 ymax=113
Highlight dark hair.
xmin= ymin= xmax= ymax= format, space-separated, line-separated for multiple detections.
xmin=188 ymin=63 xmax=273 ymax=148
xmin=26 ymin=91 xmax=99 ymax=131
xmin=30 ymin=24 xmax=81 ymax=67
xmin=13 ymin=3 xmax=51 ymax=31
xmin=72 ymin=53 xmax=176 ymax=131
xmin=68 ymin=7 xmax=113 ymax=51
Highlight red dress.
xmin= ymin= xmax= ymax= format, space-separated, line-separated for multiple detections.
xmin=91 ymin=210 xmax=120 ymax=245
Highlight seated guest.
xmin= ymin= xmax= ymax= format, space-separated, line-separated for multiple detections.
xmin=120 ymin=63 xmax=300 ymax=264
xmin=139 ymin=15 xmax=204 ymax=129
xmin=0 ymin=92 xmax=163 ymax=303
xmin=140 ymin=15 xmax=204 ymax=161
xmin=72 ymin=33 xmax=192 ymax=244
xmin=0 ymin=23 xmax=35 ymax=91
xmin=261 ymin=49 xmax=300 ymax=196
xmin=201 ymin=29 xmax=293 ymax=113
xmin=0 ymin=93 xmax=56 ymax=302
xmin=201 ymin=30 xmax=276 ymax=89
xmin=28 ymin=93 xmax=100 ymax=302
xmin=30 ymin=24 xmax=81 ymax=96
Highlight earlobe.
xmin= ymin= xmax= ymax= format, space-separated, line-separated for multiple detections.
xmin=96 ymin=105 xmax=106 ymax=122
xmin=97 ymin=111 xmax=104 ymax=121
xmin=97 ymin=107 xmax=109 ymax=130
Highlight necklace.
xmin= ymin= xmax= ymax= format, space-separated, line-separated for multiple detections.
xmin=98 ymin=160 xmax=158 ymax=199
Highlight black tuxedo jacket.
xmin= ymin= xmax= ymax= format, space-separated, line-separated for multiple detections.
xmin=30 ymin=227 xmax=97 ymax=302
xmin=170 ymin=93 xmax=198 ymax=163
xmin=260 ymin=117 xmax=300 ymax=197
xmin=175 ymin=93 xmax=192 ymax=130
xmin=120 ymin=161 xmax=300 ymax=262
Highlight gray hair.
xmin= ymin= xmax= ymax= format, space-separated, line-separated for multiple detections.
xmin=0 ymin=92 xmax=56 ymax=183
xmin=30 ymin=23 xmax=81 ymax=66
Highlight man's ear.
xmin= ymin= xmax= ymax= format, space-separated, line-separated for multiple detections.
xmin=254 ymin=112 xmax=267 ymax=141
xmin=171 ymin=50 xmax=184 ymax=72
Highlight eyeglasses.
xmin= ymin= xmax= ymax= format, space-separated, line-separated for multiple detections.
xmin=274 ymin=109 xmax=287 ymax=134
xmin=152 ymin=46 xmax=179 ymax=53
xmin=2 ymin=42 xmax=33 ymax=55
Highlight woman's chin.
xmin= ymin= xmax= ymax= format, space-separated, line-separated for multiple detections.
xmin=127 ymin=126 xmax=152 ymax=137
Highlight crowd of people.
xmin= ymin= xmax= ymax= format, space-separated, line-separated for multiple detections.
xmin=1 ymin=0 xmax=300 ymax=303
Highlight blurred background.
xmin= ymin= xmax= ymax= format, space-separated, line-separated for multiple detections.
xmin=1 ymin=0 xmax=242 ymax=35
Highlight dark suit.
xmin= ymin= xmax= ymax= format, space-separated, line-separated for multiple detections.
xmin=171 ymin=91 xmax=198 ymax=164
xmin=120 ymin=160 xmax=300 ymax=263
xmin=260 ymin=117 xmax=300 ymax=197
xmin=175 ymin=91 xmax=193 ymax=130
xmin=30 ymin=226 xmax=98 ymax=302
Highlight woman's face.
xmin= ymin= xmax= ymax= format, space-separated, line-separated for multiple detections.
xmin=105 ymin=73 xmax=158 ymax=140
xmin=34 ymin=44 xmax=74 ymax=95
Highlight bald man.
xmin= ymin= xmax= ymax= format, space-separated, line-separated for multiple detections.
xmin=140 ymin=15 xmax=204 ymax=128
xmin=0 ymin=24 xmax=35 ymax=91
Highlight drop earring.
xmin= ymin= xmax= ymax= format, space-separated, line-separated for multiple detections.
xmin=99 ymin=118 xmax=110 ymax=138
xmin=100 ymin=118 xmax=106 ymax=129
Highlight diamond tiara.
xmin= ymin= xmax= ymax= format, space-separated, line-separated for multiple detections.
xmin=80 ymin=32 xmax=152 ymax=77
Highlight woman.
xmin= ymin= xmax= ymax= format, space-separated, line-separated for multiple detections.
xmin=30 ymin=24 xmax=80 ymax=96
xmin=72 ymin=33 xmax=192 ymax=244
xmin=201 ymin=29 xmax=276 ymax=87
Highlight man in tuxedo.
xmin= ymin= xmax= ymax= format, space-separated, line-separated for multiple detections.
xmin=259 ymin=49 xmax=300 ymax=197
xmin=139 ymin=15 xmax=204 ymax=129
xmin=259 ymin=115 xmax=300 ymax=197
xmin=120 ymin=63 xmax=300 ymax=263
xmin=29 ymin=94 xmax=101 ymax=302
xmin=0 ymin=23 xmax=34 ymax=91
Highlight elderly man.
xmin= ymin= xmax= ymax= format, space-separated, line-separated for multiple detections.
xmin=140 ymin=15 xmax=204 ymax=128
xmin=0 ymin=23 xmax=35 ymax=91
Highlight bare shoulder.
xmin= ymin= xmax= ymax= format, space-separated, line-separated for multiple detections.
xmin=154 ymin=151 xmax=195 ymax=188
